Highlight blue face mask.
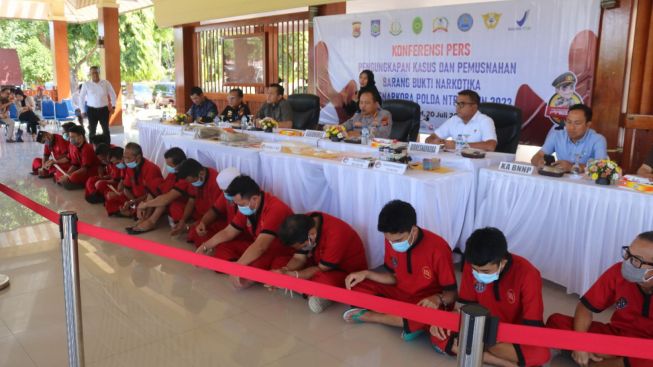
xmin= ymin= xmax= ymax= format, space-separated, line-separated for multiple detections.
xmin=390 ymin=232 xmax=413 ymax=253
xmin=116 ymin=162 xmax=126 ymax=169
xmin=224 ymin=193 xmax=234 ymax=202
xmin=63 ymin=133 xmax=70 ymax=141
xmin=472 ymin=265 xmax=502 ymax=284
xmin=126 ymin=161 xmax=138 ymax=169
xmin=165 ymin=165 xmax=176 ymax=174
xmin=191 ymin=178 xmax=204 ymax=187
xmin=238 ymin=204 xmax=256 ymax=216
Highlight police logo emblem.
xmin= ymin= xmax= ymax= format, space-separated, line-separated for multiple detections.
xmin=389 ymin=20 xmax=402 ymax=36
xmin=474 ymin=281 xmax=486 ymax=293
xmin=432 ymin=17 xmax=449 ymax=32
xmin=482 ymin=12 xmax=502 ymax=29
xmin=615 ymin=297 xmax=628 ymax=310
xmin=352 ymin=21 xmax=362 ymax=38
xmin=371 ymin=19 xmax=381 ymax=37
xmin=457 ymin=13 xmax=473 ymax=32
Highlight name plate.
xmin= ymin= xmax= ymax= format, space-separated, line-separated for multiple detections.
xmin=261 ymin=142 xmax=283 ymax=153
xmin=304 ymin=130 xmax=327 ymax=139
xmin=498 ymin=161 xmax=534 ymax=175
xmin=373 ymin=160 xmax=408 ymax=175
xmin=342 ymin=157 xmax=371 ymax=169
xmin=217 ymin=122 xmax=233 ymax=128
xmin=408 ymin=142 xmax=440 ymax=155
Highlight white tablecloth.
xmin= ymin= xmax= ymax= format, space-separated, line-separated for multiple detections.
xmin=137 ymin=120 xmax=185 ymax=168
xmin=475 ymin=168 xmax=653 ymax=295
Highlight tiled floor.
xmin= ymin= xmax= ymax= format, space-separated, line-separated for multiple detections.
xmin=0 ymin=121 xmax=601 ymax=367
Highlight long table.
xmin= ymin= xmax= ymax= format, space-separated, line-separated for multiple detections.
xmin=475 ymin=168 xmax=653 ymax=294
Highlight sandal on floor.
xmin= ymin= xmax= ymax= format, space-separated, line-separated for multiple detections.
xmin=126 ymin=226 xmax=155 ymax=235
xmin=342 ymin=308 xmax=369 ymax=324
xmin=400 ymin=329 xmax=424 ymax=341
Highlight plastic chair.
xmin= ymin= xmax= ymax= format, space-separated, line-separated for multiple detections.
xmin=55 ymin=102 xmax=74 ymax=129
xmin=63 ymin=99 xmax=75 ymax=116
xmin=41 ymin=100 xmax=56 ymax=121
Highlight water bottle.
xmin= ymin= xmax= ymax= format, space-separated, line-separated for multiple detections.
xmin=455 ymin=134 xmax=465 ymax=153
xmin=241 ymin=116 xmax=248 ymax=132
xmin=361 ymin=126 xmax=370 ymax=145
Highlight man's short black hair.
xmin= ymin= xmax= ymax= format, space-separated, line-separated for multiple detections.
xmin=95 ymin=143 xmax=111 ymax=157
xmin=0 ymin=87 xmax=11 ymax=93
xmin=62 ymin=122 xmax=77 ymax=133
xmin=175 ymin=158 xmax=203 ymax=179
xmin=68 ymin=125 xmax=85 ymax=136
xmin=377 ymin=200 xmax=417 ymax=234
xmin=90 ymin=66 xmax=100 ymax=72
xmin=190 ymin=86 xmax=204 ymax=96
xmin=124 ymin=142 xmax=143 ymax=157
xmin=229 ymin=88 xmax=244 ymax=98
xmin=279 ymin=214 xmax=314 ymax=246
xmin=109 ymin=146 xmax=123 ymax=160
xmin=464 ymin=227 xmax=508 ymax=266
xmin=164 ymin=147 xmax=187 ymax=165
xmin=269 ymin=83 xmax=284 ymax=96
xmin=458 ymin=90 xmax=481 ymax=105
xmin=637 ymin=231 xmax=653 ymax=243
xmin=569 ymin=104 xmax=592 ymax=122
xmin=225 ymin=175 xmax=261 ymax=200
xmin=359 ymin=89 xmax=379 ymax=103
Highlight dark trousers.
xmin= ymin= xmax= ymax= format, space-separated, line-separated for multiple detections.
xmin=87 ymin=106 xmax=110 ymax=143
xmin=19 ymin=111 xmax=40 ymax=134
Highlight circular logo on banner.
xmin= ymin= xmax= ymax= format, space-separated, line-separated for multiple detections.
xmin=457 ymin=13 xmax=474 ymax=32
xmin=389 ymin=20 xmax=403 ymax=36
xmin=412 ymin=17 xmax=424 ymax=34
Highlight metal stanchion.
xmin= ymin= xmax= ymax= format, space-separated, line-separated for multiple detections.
xmin=457 ymin=304 xmax=494 ymax=367
xmin=59 ymin=211 xmax=85 ymax=367
xmin=0 ymin=273 xmax=9 ymax=290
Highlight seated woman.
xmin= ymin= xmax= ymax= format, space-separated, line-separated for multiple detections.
xmin=14 ymin=89 xmax=43 ymax=141
xmin=85 ymin=144 xmax=124 ymax=203
xmin=103 ymin=142 xmax=162 ymax=217
xmin=637 ymin=146 xmax=653 ymax=180
xmin=344 ymin=69 xmax=383 ymax=116
xmin=127 ymin=147 xmax=192 ymax=234
xmin=56 ymin=125 xmax=100 ymax=190
xmin=341 ymin=90 xmax=392 ymax=139
xmin=32 ymin=129 xmax=71 ymax=178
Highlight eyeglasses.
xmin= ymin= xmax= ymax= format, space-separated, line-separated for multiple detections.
xmin=622 ymin=246 xmax=653 ymax=269
xmin=454 ymin=102 xmax=476 ymax=108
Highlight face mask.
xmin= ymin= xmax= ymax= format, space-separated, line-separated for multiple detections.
xmin=472 ymin=264 xmax=503 ymax=284
xmin=301 ymin=237 xmax=317 ymax=252
xmin=238 ymin=204 xmax=256 ymax=216
xmin=165 ymin=165 xmax=176 ymax=174
xmin=126 ymin=161 xmax=138 ymax=169
xmin=116 ymin=162 xmax=126 ymax=169
xmin=224 ymin=193 xmax=234 ymax=202
xmin=63 ymin=133 xmax=69 ymax=141
xmin=621 ymin=260 xmax=653 ymax=283
xmin=390 ymin=232 xmax=413 ymax=253
xmin=191 ymin=178 xmax=204 ymax=187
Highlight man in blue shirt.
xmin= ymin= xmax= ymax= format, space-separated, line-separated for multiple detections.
xmin=186 ymin=86 xmax=218 ymax=123
xmin=531 ymin=104 xmax=607 ymax=172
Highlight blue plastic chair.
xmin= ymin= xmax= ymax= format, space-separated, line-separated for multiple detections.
xmin=63 ymin=99 xmax=75 ymax=116
xmin=41 ymin=100 xmax=55 ymax=121
xmin=55 ymin=102 xmax=75 ymax=126
xmin=8 ymin=103 xmax=18 ymax=120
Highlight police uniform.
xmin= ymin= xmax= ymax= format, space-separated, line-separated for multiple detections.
xmin=220 ymin=103 xmax=251 ymax=122
xmin=551 ymin=72 xmax=577 ymax=108
xmin=214 ymin=192 xmax=294 ymax=270
xmin=432 ymin=254 xmax=550 ymax=366
xmin=547 ymin=262 xmax=653 ymax=367
xmin=271 ymin=212 xmax=368 ymax=287
xmin=352 ymin=228 xmax=457 ymax=334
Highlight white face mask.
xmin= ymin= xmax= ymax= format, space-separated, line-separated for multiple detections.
xmin=301 ymin=236 xmax=317 ymax=252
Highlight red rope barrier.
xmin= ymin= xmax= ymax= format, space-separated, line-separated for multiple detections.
xmin=2 ymin=183 xmax=653 ymax=360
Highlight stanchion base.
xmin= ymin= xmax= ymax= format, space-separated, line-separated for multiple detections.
xmin=0 ymin=274 xmax=9 ymax=290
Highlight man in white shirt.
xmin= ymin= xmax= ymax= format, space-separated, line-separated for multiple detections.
xmin=425 ymin=90 xmax=497 ymax=152
xmin=79 ymin=66 xmax=117 ymax=144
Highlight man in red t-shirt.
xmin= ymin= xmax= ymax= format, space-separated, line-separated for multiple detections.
xmin=173 ymin=159 xmax=222 ymax=237
xmin=271 ymin=212 xmax=368 ymax=313
xmin=188 ymin=167 xmax=243 ymax=247
xmin=56 ymin=125 xmax=100 ymax=190
xmin=104 ymin=142 xmax=162 ymax=217
xmin=85 ymin=143 xmax=116 ymax=203
xmin=343 ymin=200 xmax=458 ymax=341
xmin=547 ymin=231 xmax=653 ymax=367
xmin=32 ymin=130 xmax=71 ymax=178
xmin=127 ymin=147 xmax=191 ymax=234
xmin=430 ymin=227 xmax=550 ymax=367
xmin=197 ymin=175 xmax=294 ymax=289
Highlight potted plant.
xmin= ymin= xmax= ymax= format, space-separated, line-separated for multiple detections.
xmin=587 ymin=159 xmax=621 ymax=185
xmin=325 ymin=125 xmax=346 ymax=142
xmin=260 ymin=118 xmax=278 ymax=133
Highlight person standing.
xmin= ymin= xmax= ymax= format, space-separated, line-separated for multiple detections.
xmin=79 ymin=66 xmax=117 ymax=143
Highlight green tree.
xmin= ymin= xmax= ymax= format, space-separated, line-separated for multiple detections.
xmin=0 ymin=19 xmax=53 ymax=86
xmin=67 ymin=22 xmax=100 ymax=89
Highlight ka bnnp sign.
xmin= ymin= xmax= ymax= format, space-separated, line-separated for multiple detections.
xmin=499 ymin=161 xmax=534 ymax=175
